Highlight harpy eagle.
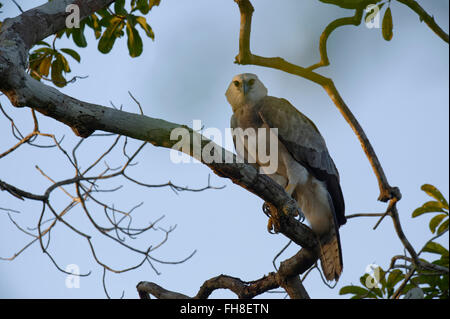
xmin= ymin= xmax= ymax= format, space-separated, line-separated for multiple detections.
xmin=225 ymin=73 xmax=346 ymax=281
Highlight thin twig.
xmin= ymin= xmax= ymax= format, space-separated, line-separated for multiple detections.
xmin=396 ymin=0 xmax=449 ymax=43
xmin=12 ymin=0 xmax=24 ymax=13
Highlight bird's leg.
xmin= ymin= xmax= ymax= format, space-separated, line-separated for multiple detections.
xmin=263 ymin=183 xmax=302 ymax=233
xmin=296 ymin=206 xmax=305 ymax=223
xmin=262 ymin=202 xmax=277 ymax=233
xmin=284 ymin=183 xmax=299 ymax=217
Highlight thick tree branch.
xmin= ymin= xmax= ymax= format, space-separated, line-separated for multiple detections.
xmin=0 ymin=1 xmax=303 ymax=222
xmin=136 ymin=203 xmax=319 ymax=299
xmin=0 ymin=0 xmax=320 ymax=299
xmin=136 ymin=282 xmax=190 ymax=299
xmin=138 ymin=243 xmax=318 ymax=299
xmin=195 ymin=274 xmax=279 ymax=299
xmin=396 ymin=0 xmax=449 ymax=44
xmin=322 ymin=81 xmax=401 ymax=202
xmin=0 ymin=179 xmax=46 ymax=201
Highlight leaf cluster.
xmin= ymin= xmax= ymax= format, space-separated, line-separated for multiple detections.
xmin=340 ymin=184 xmax=449 ymax=299
xmin=27 ymin=0 xmax=160 ymax=87
xmin=28 ymin=41 xmax=80 ymax=87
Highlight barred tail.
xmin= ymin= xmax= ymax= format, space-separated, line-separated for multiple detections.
xmin=319 ymin=235 xmax=343 ymax=282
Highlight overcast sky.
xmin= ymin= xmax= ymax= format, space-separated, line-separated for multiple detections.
xmin=0 ymin=0 xmax=448 ymax=299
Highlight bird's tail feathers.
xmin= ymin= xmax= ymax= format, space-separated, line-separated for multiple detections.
xmin=319 ymin=236 xmax=343 ymax=282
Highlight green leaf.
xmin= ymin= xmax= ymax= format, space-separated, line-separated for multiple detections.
xmin=382 ymin=7 xmax=393 ymax=41
xmin=136 ymin=0 xmax=150 ymax=14
xmin=135 ymin=16 xmax=155 ymax=39
xmin=412 ymin=201 xmax=446 ymax=217
xmin=38 ymin=55 xmax=52 ymax=77
xmin=50 ymin=58 xmax=66 ymax=88
xmin=114 ymin=0 xmax=127 ymax=15
xmin=421 ymin=184 xmax=449 ymax=210
xmin=437 ymin=275 xmax=449 ymax=293
xmin=99 ymin=15 xmax=114 ymax=27
xmin=29 ymin=55 xmax=45 ymax=73
xmin=60 ymin=48 xmax=81 ymax=63
xmin=422 ymin=241 xmax=449 ymax=256
xmin=98 ymin=17 xmax=124 ymax=54
xmin=433 ymin=257 xmax=449 ymax=268
xmin=126 ymin=21 xmax=143 ymax=57
xmin=420 ymin=274 xmax=440 ymax=288
xmin=339 ymin=285 xmax=370 ymax=297
xmin=86 ymin=14 xmax=102 ymax=39
xmin=96 ymin=8 xmax=111 ymax=19
xmin=372 ymin=287 xmax=384 ymax=298
xmin=72 ymin=27 xmax=87 ymax=48
xmin=57 ymin=54 xmax=70 ymax=73
xmin=35 ymin=41 xmax=51 ymax=47
xmin=429 ymin=214 xmax=448 ymax=234
xmin=437 ymin=219 xmax=449 ymax=235
xmin=55 ymin=28 xmax=67 ymax=39
xmin=439 ymin=252 xmax=449 ymax=263
xmin=386 ymin=269 xmax=404 ymax=289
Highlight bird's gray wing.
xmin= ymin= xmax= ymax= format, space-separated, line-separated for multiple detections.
xmin=257 ymin=96 xmax=346 ymax=226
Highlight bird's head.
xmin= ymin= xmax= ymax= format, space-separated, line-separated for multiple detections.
xmin=225 ymin=73 xmax=268 ymax=112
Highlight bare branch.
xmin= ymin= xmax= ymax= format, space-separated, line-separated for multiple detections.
xmin=346 ymin=212 xmax=385 ymax=219
xmin=396 ymin=0 xmax=449 ymax=43
xmin=307 ymin=7 xmax=364 ymax=70
xmin=138 ymin=238 xmax=317 ymax=299
xmin=11 ymin=0 xmax=24 ymax=13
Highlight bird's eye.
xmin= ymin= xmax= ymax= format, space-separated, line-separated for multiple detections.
xmin=248 ymin=79 xmax=255 ymax=86
xmin=233 ymin=81 xmax=240 ymax=87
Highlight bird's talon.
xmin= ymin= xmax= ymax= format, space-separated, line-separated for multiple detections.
xmin=267 ymin=218 xmax=274 ymax=233
xmin=262 ymin=202 xmax=271 ymax=217
xmin=298 ymin=210 xmax=305 ymax=222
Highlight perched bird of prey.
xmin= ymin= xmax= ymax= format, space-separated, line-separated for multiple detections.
xmin=226 ymin=73 xmax=346 ymax=281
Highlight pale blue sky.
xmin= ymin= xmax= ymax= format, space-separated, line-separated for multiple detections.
xmin=0 ymin=0 xmax=448 ymax=299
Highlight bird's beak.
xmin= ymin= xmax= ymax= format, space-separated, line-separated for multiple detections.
xmin=243 ymin=82 xmax=249 ymax=95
